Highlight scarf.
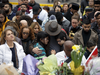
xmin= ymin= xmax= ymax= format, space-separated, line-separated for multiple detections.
xmin=21 ymin=37 xmax=32 ymax=55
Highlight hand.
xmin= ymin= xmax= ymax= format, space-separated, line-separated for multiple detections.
xmin=33 ymin=14 xmax=38 ymax=20
xmin=32 ymin=47 xmax=42 ymax=55
xmin=51 ymin=50 xmax=56 ymax=55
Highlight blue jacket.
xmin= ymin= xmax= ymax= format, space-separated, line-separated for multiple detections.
xmin=13 ymin=5 xmax=20 ymax=13
xmin=7 ymin=11 xmax=16 ymax=20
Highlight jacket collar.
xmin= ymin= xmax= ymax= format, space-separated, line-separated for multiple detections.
xmin=5 ymin=41 xmax=21 ymax=53
xmin=77 ymin=29 xmax=84 ymax=46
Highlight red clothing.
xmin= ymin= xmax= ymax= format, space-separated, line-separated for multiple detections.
xmin=18 ymin=5 xmax=32 ymax=13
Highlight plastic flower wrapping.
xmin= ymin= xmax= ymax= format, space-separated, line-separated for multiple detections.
xmin=70 ymin=45 xmax=86 ymax=75
xmin=36 ymin=54 xmax=73 ymax=75
xmin=84 ymin=57 xmax=100 ymax=75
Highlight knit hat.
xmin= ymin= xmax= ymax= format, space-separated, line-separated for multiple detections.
xmin=49 ymin=15 xmax=57 ymax=22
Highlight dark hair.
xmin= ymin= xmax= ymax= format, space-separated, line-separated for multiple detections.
xmin=2 ymin=0 xmax=9 ymax=4
xmin=37 ymin=31 xmax=50 ymax=42
xmin=55 ymin=12 xmax=63 ymax=23
xmin=43 ymin=6 xmax=50 ymax=12
xmin=83 ymin=19 xmax=91 ymax=25
xmin=21 ymin=3 xmax=28 ymax=9
xmin=48 ymin=10 xmax=55 ymax=17
xmin=0 ymin=9 xmax=6 ymax=22
xmin=54 ymin=5 xmax=62 ymax=12
xmin=0 ymin=3 xmax=4 ymax=9
xmin=95 ymin=12 xmax=100 ymax=18
xmin=87 ymin=41 xmax=96 ymax=48
xmin=16 ymin=11 xmax=23 ymax=16
xmin=4 ymin=3 xmax=13 ymax=10
xmin=56 ymin=31 xmax=67 ymax=41
xmin=19 ymin=15 xmax=33 ymax=26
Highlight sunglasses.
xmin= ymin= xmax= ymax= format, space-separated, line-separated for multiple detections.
xmin=22 ymin=32 xmax=29 ymax=35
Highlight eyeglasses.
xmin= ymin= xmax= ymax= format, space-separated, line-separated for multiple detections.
xmin=22 ymin=32 xmax=29 ymax=35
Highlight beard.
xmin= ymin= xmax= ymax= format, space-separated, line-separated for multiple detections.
xmin=21 ymin=9 xmax=26 ymax=12
xmin=5 ymin=9 xmax=9 ymax=14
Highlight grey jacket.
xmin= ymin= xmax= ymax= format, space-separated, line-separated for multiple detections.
xmin=73 ymin=29 xmax=98 ymax=47
xmin=62 ymin=17 xmax=70 ymax=33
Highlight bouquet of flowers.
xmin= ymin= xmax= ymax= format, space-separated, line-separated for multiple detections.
xmin=36 ymin=54 xmax=73 ymax=75
xmin=70 ymin=45 xmax=86 ymax=75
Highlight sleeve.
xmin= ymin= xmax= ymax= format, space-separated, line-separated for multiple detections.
xmin=81 ymin=1 xmax=84 ymax=14
xmin=72 ymin=33 xmax=78 ymax=44
xmin=18 ymin=45 xmax=26 ymax=72
xmin=13 ymin=6 xmax=18 ymax=13
xmin=0 ymin=47 xmax=3 ymax=65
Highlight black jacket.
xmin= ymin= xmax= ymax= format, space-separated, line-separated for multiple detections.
xmin=28 ymin=2 xmax=40 ymax=8
xmin=64 ymin=9 xmax=73 ymax=22
xmin=91 ymin=22 xmax=100 ymax=34
xmin=88 ymin=11 xmax=95 ymax=21
xmin=81 ymin=0 xmax=88 ymax=14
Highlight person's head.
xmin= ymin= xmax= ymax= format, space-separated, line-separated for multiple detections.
xmin=89 ymin=0 xmax=94 ymax=7
xmin=30 ymin=0 xmax=35 ymax=3
xmin=0 ymin=9 xmax=6 ymax=23
xmin=43 ymin=6 xmax=50 ymax=13
xmin=55 ymin=12 xmax=63 ymax=25
xmin=0 ymin=29 xmax=15 ymax=44
xmin=86 ymin=41 xmax=96 ymax=52
xmin=30 ymin=22 xmax=42 ymax=34
xmin=71 ymin=15 xmax=79 ymax=28
xmin=20 ymin=4 xmax=28 ymax=13
xmin=19 ymin=26 xmax=35 ymax=40
xmin=23 ymin=0 xmax=29 ymax=4
xmin=53 ymin=0 xmax=59 ymax=9
xmin=2 ymin=0 xmax=9 ymax=4
xmin=4 ymin=3 xmax=12 ymax=14
xmin=16 ymin=11 xmax=23 ymax=21
xmin=95 ymin=12 xmax=100 ymax=25
xmin=5 ymin=21 xmax=19 ymax=35
xmin=32 ymin=5 xmax=41 ymax=15
xmin=18 ymin=0 xmax=23 ymax=5
xmin=70 ymin=3 xmax=79 ymax=14
xmin=68 ymin=2 xmax=74 ymax=8
xmin=0 ymin=3 xmax=4 ymax=10
xmin=45 ymin=21 xmax=61 ymax=36
xmin=94 ymin=1 xmax=100 ymax=11
xmin=58 ymin=1 xmax=61 ymax=6
xmin=20 ymin=20 xmax=28 ymax=28
xmin=54 ymin=5 xmax=62 ymax=12
xmin=85 ymin=8 xmax=93 ymax=16
xmin=56 ymin=31 xmax=67 ymax=46
xmin=19 ymin=15 xmax=33 ymax=26
xmin=63 ymin=41 xmax=74 ymax=57
xmin=48 ymin=10 xmax=56 ymax=17
xmin=37 ymin=31 xmax=50 ymax=45
xmin=63 ymin=3 xmax=68 ymax=12
xmin=82 ymin=19 xmax=91 ymax=32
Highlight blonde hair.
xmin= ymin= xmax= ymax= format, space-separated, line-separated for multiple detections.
xmin=30 ymin=22 xmax=42 ymax=32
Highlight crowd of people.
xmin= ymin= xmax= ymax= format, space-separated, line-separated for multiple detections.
xmin=0 ymin=0 xmax=100 ymax=74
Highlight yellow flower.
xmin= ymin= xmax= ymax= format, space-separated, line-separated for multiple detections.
xmin=77 ymin=50 xmax=80 ymax=54
xmin=72 ymin=45 xmax=80 ymax=51
xmin=72 ymin=46 xmax=77 ymax=51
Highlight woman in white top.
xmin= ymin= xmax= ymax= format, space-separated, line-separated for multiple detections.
xmin=0 ymin=29 xmax=25 ymax=71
